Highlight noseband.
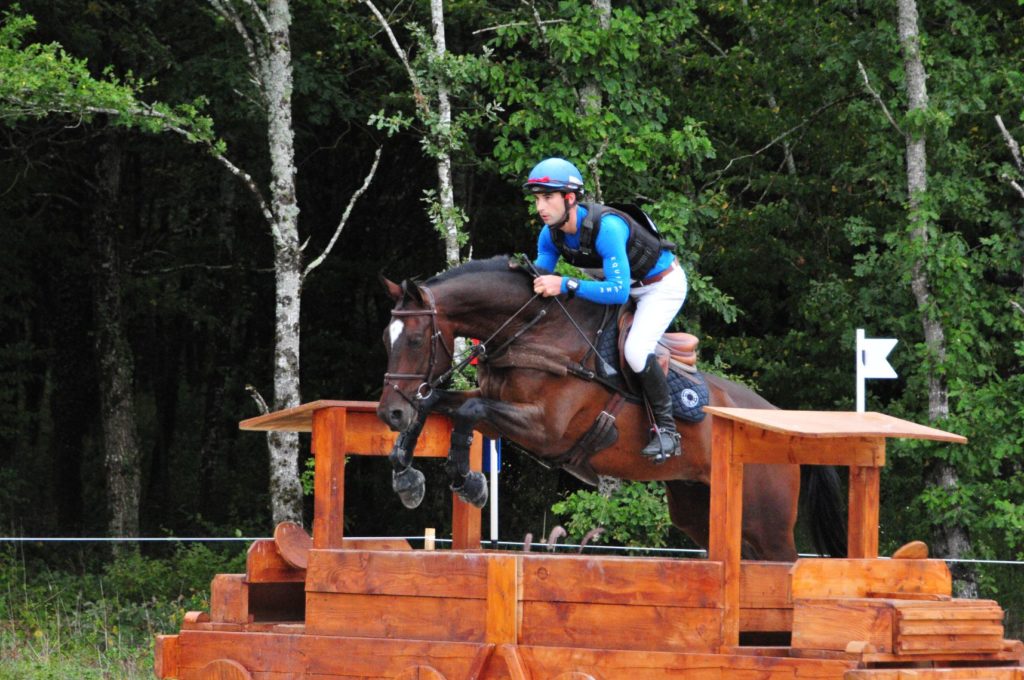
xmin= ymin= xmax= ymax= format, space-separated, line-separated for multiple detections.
xmin=383 ymin=286 xmax=453 ymax=406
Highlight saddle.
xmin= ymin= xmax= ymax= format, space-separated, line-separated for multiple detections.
xmin=616 ymin=307 xmax=699 ymax=393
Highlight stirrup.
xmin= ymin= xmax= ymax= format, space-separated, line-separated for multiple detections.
xmin=641 ymin=428 xmax=681 ymax=464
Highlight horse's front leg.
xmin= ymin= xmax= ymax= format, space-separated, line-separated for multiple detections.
xmin=438 ymin=395 xmax=541 ymax=508
xmin=388 ymin=389 xmax=465 ymax=509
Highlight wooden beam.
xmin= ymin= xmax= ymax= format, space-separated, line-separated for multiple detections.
xmin=451 ymin=433 xmax=483 ymax=550
xmin=709 ymin=415 xmax=742 ymax=649
xmin=312 ymin=407 xmax=347 ymax=549
xmin=848 ymin=464 xmax=881 ymax=558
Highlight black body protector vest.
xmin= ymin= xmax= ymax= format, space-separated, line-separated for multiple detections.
xmin=550 ymin=202 xmax=677 ymax=280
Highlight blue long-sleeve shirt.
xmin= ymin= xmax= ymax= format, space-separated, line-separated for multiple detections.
xmin=534 ymin=205 xmax=674 ymax=305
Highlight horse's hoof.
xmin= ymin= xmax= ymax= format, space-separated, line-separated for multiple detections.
xmin=452 ymin=471 xmax=488 ymax=508
xmin=392 ymin=466 xmax=426 ymax=509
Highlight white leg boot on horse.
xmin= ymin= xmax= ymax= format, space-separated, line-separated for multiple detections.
xmin=639 ymin=353 xmax=681 ymax=463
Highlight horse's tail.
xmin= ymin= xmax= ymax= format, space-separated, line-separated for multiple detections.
xmin=800 ymin=465 xmax=847 ymax=557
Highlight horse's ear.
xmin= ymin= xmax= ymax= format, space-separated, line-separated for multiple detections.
xmin=379 ymin=273 xmax=402 ymax=302
xmin=402 ymin=280 xmax=425 ymax=305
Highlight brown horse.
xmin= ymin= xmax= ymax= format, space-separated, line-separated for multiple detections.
xmin=377 ymin=256 xmax=844 ymax=560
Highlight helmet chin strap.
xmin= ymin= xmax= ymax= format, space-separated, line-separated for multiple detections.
xmin=549 ymin=193 xmax=573 ymax=230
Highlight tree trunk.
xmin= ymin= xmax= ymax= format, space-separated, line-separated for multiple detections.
xmin=430 ymin=0 xmax=460 ymax=268
xmin=265 ymin=0 xmax=304 ymax=525
xmin=580 ymin=0 xmax=610 ymax=203
xmin=897 ymin=0 xmax=975 ymax=597
xmin=91 ymin=136 xmax=142 ymax=547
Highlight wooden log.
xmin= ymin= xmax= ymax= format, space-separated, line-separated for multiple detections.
xmin=790 ymin=559 xmax=951 ymax=600
xmin=273 ymin=521 xmax=312 ymax=570
xmin=892 ymin=539 xmax=929 ymax=559
xmin=194 ymin=658 xmax=251 ymax=680
xmin=246 ymin=539 xmax=304 ymax=583
xmin=210 ymin=575 xmax=250 ymax=624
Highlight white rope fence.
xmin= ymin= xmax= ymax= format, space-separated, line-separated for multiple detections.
xmin=1 ymin=535 xmax=1022 ymax=565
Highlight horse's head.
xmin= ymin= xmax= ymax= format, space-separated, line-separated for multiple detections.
xmin=377 ymin=275 xmax=454 ymax=432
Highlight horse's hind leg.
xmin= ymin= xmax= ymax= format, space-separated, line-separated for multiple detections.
xmin=664 ymin=480 xmax=711 ymax=551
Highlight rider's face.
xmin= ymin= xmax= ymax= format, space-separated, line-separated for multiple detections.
xmin=534 ymin=192 xmax=574 ymax=228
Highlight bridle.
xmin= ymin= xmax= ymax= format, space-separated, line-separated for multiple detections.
xmin=383 ymin=277 xmax=557 ymax=410
xmin=383 ymin=285 xmax=453 ymax=407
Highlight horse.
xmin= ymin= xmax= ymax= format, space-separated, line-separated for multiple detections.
xmin=377 ymin=256 xmax=845 ymax=560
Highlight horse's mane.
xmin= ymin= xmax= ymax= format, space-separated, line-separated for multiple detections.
xmin=424 ymin=255 xmax=543 ymax=285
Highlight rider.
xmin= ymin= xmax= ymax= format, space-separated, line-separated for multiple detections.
xmin=525 ymin=157 xmax=688 ymax=462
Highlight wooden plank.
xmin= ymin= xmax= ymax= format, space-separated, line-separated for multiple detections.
xmin=246 ymin=540 xmax=305 ymax=583
xmin=153 ymin=634 xmax=178 ymax=679
xmin=740 ymin=607 xmax=793 ymax=632
xmin=305 ymin=549 xmax=489 ymax=599
xmin=847 ymin=669 xmax=1024 ymax=679
xmin=485 ymin=555 xmax=518 ymax=644
xmin=519 ymin=601 xmax=723 ymax=653
xmin=702 ymin=407 xmax=967 ymax=443
xmin=175 ymin=630 xmax=488 ymax=678
xmin=848 ymin=465 xmax=881 ymax=558
xmin=239 ymin=400 xmax=455 ymax=459
xmin=708 ymin=415 xmax=742 ymax=648
xmin=517 ymin=644 xmax=857 ymax=679
xmin=304 ymin=592 xmax=486 ymax=642
xmin=898 ymin=606 xmax=1004 ymax=621
xmin=791 ymin=598 xmax=894 ymax=652
xmin=340 ymin=537 xmax=412 ymax=550
xmin=740 ymin=562 xmax=792 ymax=609
xmin=732 ymin=423 xmax=885 ymax=466
xmin=210 ymin=574 xmax=251 ymax=624
xmin=312 ymin=407 xmax=346 ymax=549
xmin=520 ymin=553 xmax=723 ymax=608
xmin=790 ymin=559 xmax=951 ymax=600
xmin=899 ymin=621 xmax=1003 ymax=636
xmin=897 ymin=634 xmax=1005 ymax=653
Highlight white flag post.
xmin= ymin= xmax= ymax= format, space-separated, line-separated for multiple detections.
xmin=855 ymin=328 xmax=898 ymax=412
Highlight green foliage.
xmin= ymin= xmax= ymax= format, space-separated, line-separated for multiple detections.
xmin=0 ymin=7 xmax=218 ymax=144
xmin=552 ymin=481 xmax=671 ymax=548
xmin=0 ymin=543 xmax=246 ymax=678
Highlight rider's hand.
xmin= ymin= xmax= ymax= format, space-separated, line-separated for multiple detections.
xmin=533 ymin=275 xmax=563 ymax=297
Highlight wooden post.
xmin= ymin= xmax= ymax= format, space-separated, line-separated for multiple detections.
xmin=451 ymin=432 xmax=484 ymax=550
xmin=709 ymin=416 xmax=742 ymax=649
xmin=485 ymin=554 xmax=518 ymax=644
xmin=848 ymin=459 xmax=881 ymax=558
xmin=312 ymin=407 xmax=347 ymax=549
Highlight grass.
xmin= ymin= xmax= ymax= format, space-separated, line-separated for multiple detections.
xmin=0 ymin=543 xmax=246 ymax=680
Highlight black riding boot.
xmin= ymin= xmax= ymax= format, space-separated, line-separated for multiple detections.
xmin=639 ymin=354 xmax=681 ymax=462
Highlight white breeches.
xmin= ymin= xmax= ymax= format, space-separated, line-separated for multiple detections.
xmin=624 ymin=265 xmax=688 ymax=373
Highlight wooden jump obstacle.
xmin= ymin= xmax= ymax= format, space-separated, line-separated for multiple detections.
xmin=154 ymin=401 xmax=1024 ymax=679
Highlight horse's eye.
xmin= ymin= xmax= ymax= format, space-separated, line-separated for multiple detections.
xmin=408 ymin=335 xmax=424 ymax=349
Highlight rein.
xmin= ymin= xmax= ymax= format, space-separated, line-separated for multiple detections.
xmin=384 ymin=282 xmax=552 ymax=409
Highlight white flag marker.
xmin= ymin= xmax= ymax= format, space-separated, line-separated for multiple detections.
xmin=856 ymin=328 xmax=898 ymax=412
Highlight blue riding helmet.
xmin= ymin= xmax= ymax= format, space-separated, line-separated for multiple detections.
xmin=523 ymin=158 xmax=585 ymax=195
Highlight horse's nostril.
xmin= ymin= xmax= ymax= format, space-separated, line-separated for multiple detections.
xmin=389 ymin=410 xmax=404 ymax=427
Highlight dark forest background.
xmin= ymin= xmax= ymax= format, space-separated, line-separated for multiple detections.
xmin=0 ymin=0 xmax=1022 ymax=587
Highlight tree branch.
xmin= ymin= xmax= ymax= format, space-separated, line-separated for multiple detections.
xmin=995 ymin=114 xmax=1024 ymax=173
xmin=857 ymin=60 xmax=904 ymax=136
xmin=521 ymin=0 xmax=580 ymax=104
xmin=245 ymin=384 xmax=270 ymax=415
xmin=363 ymin=0 xmax=430 ymax=117
xmin=304 ymin=146 xmax=382 ymax=278
xmin=472 ymin=18 xmax=565 ymax=35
